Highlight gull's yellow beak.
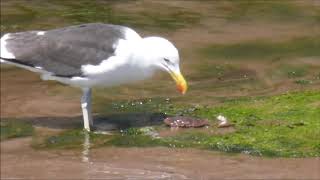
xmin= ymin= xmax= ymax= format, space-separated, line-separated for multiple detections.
xmin=169 ymin=71 xmax=187 ymax=94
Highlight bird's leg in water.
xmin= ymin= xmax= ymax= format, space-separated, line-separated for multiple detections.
xmin=81 ymin=88 xmax=93 ymax=131
xmin=82 ymin=131 xmax=91 ymax=162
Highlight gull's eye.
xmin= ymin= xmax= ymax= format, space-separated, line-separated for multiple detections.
xmin=164 ymin=58 xmax=170 ymax=63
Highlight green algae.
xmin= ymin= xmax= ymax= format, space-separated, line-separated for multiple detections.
xmin=1 ymin=120 xmax=34 ymax=140
xmin=0 ymin=0 xmax=201 ymax=33
xmin=32 ymin=91 xmax=320 ymax=157
xmin=224 ymin=0 xmax=318 ymax=23
xmin=200 ymin=36 xmax=320 ymax=61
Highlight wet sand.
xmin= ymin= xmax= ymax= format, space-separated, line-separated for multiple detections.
xmin=1 ymin=138 xmax=319 ymax=179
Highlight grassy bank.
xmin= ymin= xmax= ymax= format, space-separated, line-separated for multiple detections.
xmin=23 ymin=91 xmax=319 ymax=157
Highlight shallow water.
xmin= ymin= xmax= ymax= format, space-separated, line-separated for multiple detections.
xmin=2 ymin=137 xmax=319 ymax=180
xmin=1 ymin=0 xmax=320 ymax=179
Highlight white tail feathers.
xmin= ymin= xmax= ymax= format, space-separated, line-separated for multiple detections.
xmin=1 ymin=34 xmax=16 ymax=59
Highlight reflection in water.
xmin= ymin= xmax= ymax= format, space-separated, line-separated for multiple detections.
xmin=82 ymin=130 xmax=112 ymax=163
xmin=79 ymin=131 xmax=189 ymax=179
xmin=91 ymin=166 xmax=189 ymax=179
xmin=82 ymin=131 xmax=90 ymax=163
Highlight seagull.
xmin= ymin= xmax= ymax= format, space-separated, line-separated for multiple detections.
xmin=0 ymin=23 xmax=187 ymax=131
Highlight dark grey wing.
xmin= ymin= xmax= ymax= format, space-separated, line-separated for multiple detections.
xmin=1 ymin=23 xmax=127 ymax=77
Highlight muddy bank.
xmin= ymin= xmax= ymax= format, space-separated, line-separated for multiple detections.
xmin=1 ymin=138 xmax=319 ymax=179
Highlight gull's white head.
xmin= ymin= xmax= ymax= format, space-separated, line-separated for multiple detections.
xmin=132 ymin=37 xmax=187 ymax=94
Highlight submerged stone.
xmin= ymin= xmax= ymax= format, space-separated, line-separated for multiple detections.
xmin=164 ymin=116 xmax=209 ymax=128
